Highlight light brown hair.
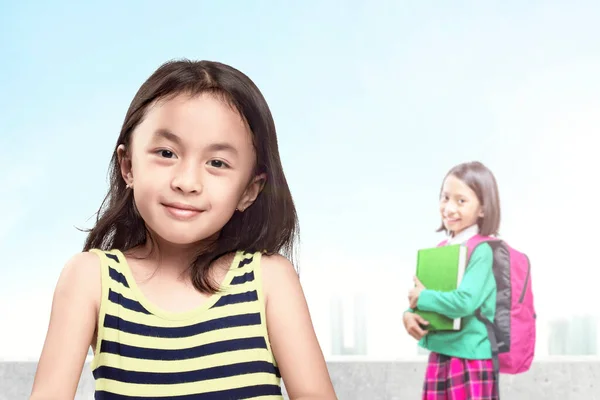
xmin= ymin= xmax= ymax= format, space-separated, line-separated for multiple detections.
xmin=436 ymin=161 xmax=501 ymax=236
xmin=83 ymin=59 xmax=299 ymax=293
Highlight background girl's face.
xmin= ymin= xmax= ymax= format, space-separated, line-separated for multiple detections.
xmin=439 ymin=174 xmax=483 ymax=236
xmin=119 ymin=93 xmax=264 ymax=246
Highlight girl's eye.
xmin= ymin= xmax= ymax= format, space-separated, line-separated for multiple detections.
xmin=158 ymin=149 xmax=175 ymax=158
xmin=208 ymin=160 xmax=228 ymax=168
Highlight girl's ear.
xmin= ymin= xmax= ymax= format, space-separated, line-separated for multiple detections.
xmin=237 ymin=173 xmax=267 ymax=212
xmin=117 ymin=144 xmax=134 ymax=187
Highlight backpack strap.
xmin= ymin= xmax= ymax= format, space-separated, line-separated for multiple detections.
xmin=465 ymin=234 xmax=496 ymax=257
xmin=475 ymin=310 xmax=501 ymax=396
xmin=467 ymin=235 xmax=503 ymax=395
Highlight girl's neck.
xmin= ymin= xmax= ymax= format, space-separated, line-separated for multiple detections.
xmin=447 ymin=224 xmax=479 ymax=244
xmin=133 ymin=232 xmax=219 ymax=276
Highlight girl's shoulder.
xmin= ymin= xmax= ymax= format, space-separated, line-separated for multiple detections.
xmin=53 ymin=251 xmax=103 ymax=312
xmin=467 ymin=241 xmax=494 ymax=267
xmin=259 ymin=253 xmax=295 ymax=274
xmin=471 ymin=241 xmax=493 ymax=256
xmin=257 ymin=253 xmax=298 ymax=302
xmin=58 ymin=251 xmax=103 ymax=287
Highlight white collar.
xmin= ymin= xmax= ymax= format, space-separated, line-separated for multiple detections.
xmin=446 ymin=224 xmax=479 ymax=245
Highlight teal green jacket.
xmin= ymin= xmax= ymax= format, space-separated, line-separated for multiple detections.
xmin=408 ymin=242 xmax=496 ymax=359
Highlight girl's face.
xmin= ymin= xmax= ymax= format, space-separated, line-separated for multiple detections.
xmin=118 ymin=93 xmax=264 ymax=246
xmin=439 ymin=174 xmax=483 ymax=236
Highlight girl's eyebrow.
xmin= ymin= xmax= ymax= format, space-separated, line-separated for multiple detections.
xmin=441 ymin=192 xmax=468 ymax=200
xmin=153 ymin=128 xmax=182 ymax=145
xmin=206 ymin=142 xmax=238 ymax=155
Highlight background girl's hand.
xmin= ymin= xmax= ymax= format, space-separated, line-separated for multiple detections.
xmin=402 ymin=311 xmax=429 ymax=340
xmin=408 ymin=276 xmax=426 ymax=308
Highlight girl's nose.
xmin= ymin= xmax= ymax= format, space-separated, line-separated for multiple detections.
xmin=172 ymin=163 xmax=202 ymax=194
xmin=444 ymin=202 xmax=457 ymax=215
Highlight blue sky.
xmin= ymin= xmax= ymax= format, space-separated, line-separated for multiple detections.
xmin=1 ymin=0 xmax=599 ymax=360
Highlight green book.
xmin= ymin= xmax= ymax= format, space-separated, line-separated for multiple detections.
xmin=414 ymin=244 xmax=467 ymax=331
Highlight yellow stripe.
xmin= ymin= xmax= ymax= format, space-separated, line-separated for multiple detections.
xmin=101 ymin=323 xmax=266 ymax=349
xmin=104 ymin=299 xmax=261 ymax=328
xmin=94 ymin=348 xmax=274 ymax=372
xmin=105 ymin=282 xmax=259 ymax=312
xmin=95 ymin=373 xmax=281 ymax=396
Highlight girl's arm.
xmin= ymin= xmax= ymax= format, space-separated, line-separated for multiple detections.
xmin=261 ymin=254 xmax=337 ymax=400
xmin=416 ymin=243 xmax=495 ymax=319
xmin=30 ymin=252 xmax=101 ymax=400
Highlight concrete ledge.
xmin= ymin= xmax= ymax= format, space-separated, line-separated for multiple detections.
xmin=326 ymin=359 xmax=600 ymax=399
xmin=2 ymin=359 xmax=599 ymax=399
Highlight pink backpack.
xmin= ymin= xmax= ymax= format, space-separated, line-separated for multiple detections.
xmin=439 ymin=234 xmax=536 ymax=375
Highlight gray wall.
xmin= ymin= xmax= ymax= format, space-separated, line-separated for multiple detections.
xmin=2 ymin=360 xmax=599 ymax=399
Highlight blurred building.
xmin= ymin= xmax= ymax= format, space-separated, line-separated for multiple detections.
xmin=548 ymin=315 xmax=598 ymax=355
xmin=330 ymin=293 xmax=368 ymax=355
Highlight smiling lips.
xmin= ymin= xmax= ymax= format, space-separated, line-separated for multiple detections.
xmin=163 ymin=202 xmax=203 ymax=220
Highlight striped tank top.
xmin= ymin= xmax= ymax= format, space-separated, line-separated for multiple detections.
xmin=89 ymin=249 xmax=283 ymax=399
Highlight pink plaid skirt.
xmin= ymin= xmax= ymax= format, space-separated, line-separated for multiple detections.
xmin=422 ymin=352 xmax=498 ymax=400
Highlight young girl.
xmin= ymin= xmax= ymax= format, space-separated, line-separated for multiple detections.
xmin=31 ymin=60 xmax=337 ymax=399
xmin=403 ymin=161 xmax=501 ymax=400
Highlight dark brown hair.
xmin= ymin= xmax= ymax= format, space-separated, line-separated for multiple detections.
xmin=436 ymin=161 xmax=501 ymax=236
xmin=83 ymin=59 xmax=299 ymax=293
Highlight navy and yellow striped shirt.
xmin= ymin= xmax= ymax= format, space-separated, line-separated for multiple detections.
xmin=89 ymin=249 xmax=282 ymax=399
